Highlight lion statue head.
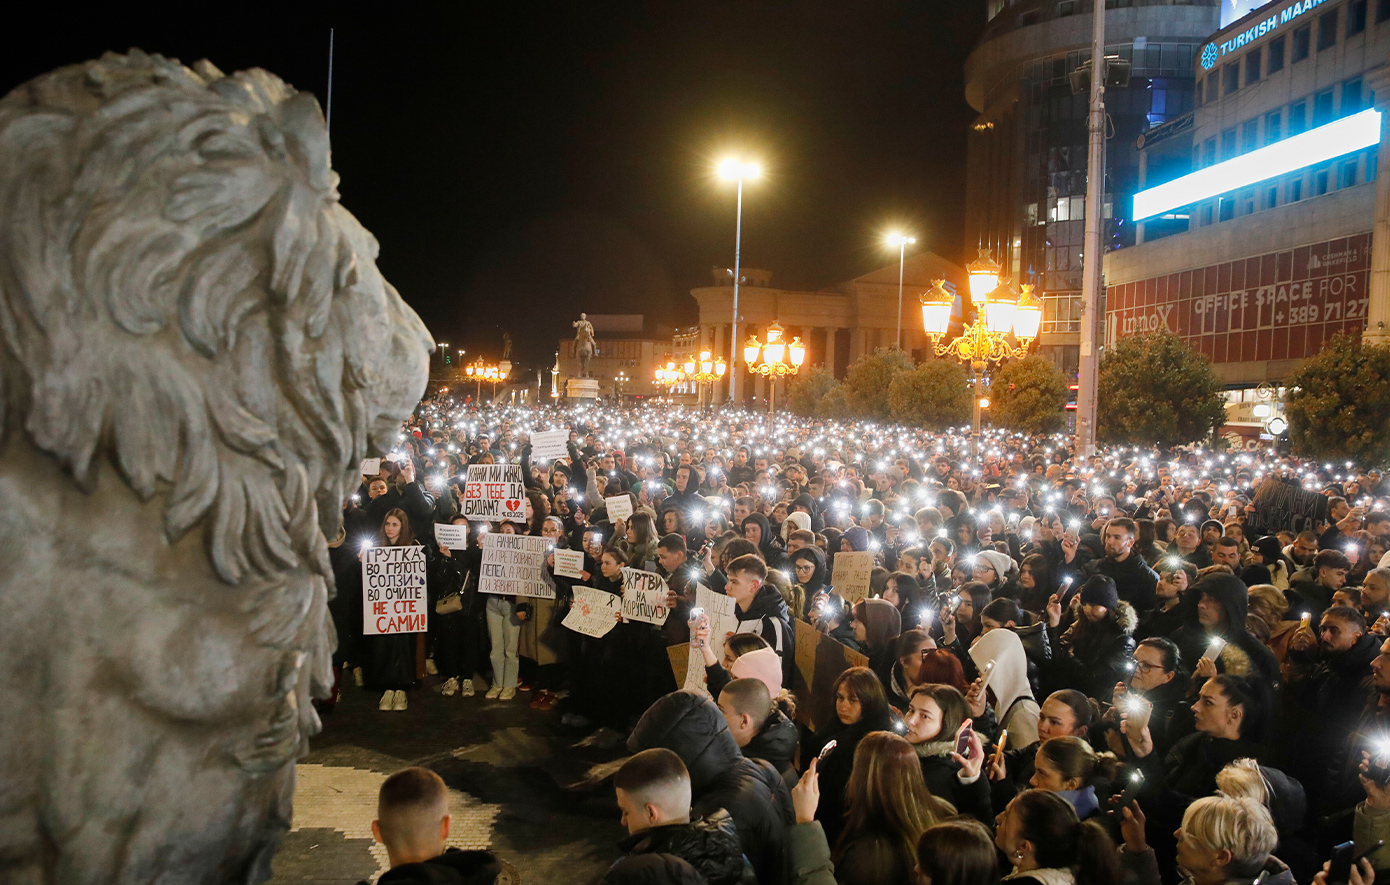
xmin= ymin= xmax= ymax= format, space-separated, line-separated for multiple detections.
xmin=0 ymin=50 xmax=431 ymax=882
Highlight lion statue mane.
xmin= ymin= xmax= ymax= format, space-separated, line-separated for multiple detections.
xmin=0 ymin=50 xmax=431 ymax=882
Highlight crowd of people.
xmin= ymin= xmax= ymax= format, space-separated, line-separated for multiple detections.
xmin=338 ymin=395 xmax=1390 ymax=885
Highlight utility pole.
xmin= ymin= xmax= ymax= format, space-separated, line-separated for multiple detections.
xmin=1075 ymin=0 xmax=1107 ymax=459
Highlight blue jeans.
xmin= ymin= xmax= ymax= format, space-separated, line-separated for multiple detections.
xmin=485 ymin=596 xmax=520 ymax=689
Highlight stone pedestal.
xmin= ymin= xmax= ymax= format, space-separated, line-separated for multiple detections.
xmin=566 ymin=377 xmax=600 ymax=400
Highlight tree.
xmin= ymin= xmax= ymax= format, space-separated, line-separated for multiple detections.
xmin=786 ymin=365 xmax=840 ymax=417
xmin=988 ymin=355 xmax=1069 ymax=434
xmin=818 ymin=383 xmax=853 ymax=420
xmin=1285 ymin=332 xmax=1390 ymax=464
xmin=888 ymin=360 xmax=971 ymax=429
xmin=1097 ymin=329 xmax=1225 ymax=447
xmin=844 ymin=348 xmax=911 ymax=420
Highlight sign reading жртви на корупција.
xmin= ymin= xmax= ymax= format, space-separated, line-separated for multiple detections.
xmin=1201 ymin=0 xmax=1332 ymax=70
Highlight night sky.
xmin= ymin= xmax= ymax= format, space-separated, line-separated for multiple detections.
xmin=3 ymin=2 xmax=985 ymax=372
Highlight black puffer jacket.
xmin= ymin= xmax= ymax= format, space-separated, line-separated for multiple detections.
xmin=599 ymin=854 xmax=705 ymax=885
xmin=629 ymin=690 xmax=794 ymax=885
xmin=744 ymin=710 xmax=798 ymax=777
xmin=734 ymin=584 xmax=795 ymax=687
xmin=371 ymin=849 xmax=501 ymax=885
xmin=611 ymin=810 xmax=750 ymax=885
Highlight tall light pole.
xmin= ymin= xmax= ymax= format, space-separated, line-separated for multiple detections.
xmin=1075 ymin=0 xmax=1108 ymax=458
xmin=886 ymin=233 xmax=916 ymax=350
xmin=719 ymin=158 xmax=762 ymax=406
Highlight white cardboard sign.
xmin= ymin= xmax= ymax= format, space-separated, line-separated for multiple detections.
xmin=463 ymin=464 xmax=526 ymax=523
xmin=830 ymin=551 xmax=875 ymax=606
xmin=684 ymin=585 xmax=738 ymax=695
xmin=553 ymin=548 xmax=585 ymax=579
xmin=532 ymin=430 xmax=569 ymax=462
xmin=562 ymin=587 xmax=621 ymax=638
xmin=605 ymin=495 xmax=634 ymax=522
xmin=361 ymin=545 xmax=428 ymax=635
xmin=621 ymin=568 xmax=671 ymax=625
xmin=434 ymin=523 xmax=469 ymax=551
xmin=479 ymin=533 xmax=555 ymax=599
xmin=359 ymin=458 xmax=381 ymax=476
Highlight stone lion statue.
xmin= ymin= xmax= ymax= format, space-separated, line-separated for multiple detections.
xmin=0 ymin=50 xmax=431 ymax=882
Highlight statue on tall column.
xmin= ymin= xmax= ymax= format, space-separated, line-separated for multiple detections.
xmin=501 ymin=331 xmax=513 ymax=361
xmin=573 ymin=312 xmax=596 ymax=378
xmin=0 ymin=51 xmax=431 ymax=883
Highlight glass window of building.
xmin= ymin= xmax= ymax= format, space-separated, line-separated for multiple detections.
xmin=1268 ymin=36 xmax=1286 ymax=73
xmin=1265 ymin=183 xmax=1279 ymax=208
xmin=1344 ymin=77 xmax=1364 ymax=112
xmin=1221 ymin=128 xmax=1237 ymax=159
xmin=1315 ymin=165 xmax=1331 ymax=195
xmin=1240 ymin=189 xmax=1256 ymax=215
xmin=1289 ymin=100 xmax=1307 ymax=134
xmin=1224 ymin=62 xmax=1240 ymax=94
xmin=1313 ymin=89 xmax=1335 ymax=126
xmin=1318 ymin=9 xmax=1340 ymax=50
xmin=1340 ymin=159 xmax=1358 ymax=188
xmin=1219 ymin=196 xmax=1235 ymax=221
xmin=1245 ymin=49 xmax=1262 ymax=84
xmin=1349 ymin=0 xmax=1368 ymax=36
xmin=1206 ymin=75 xmax=1218 ymax=103
xmin=1289 ymin=175 xmax=1303 ymax=202
xmin=1293 ymin=26 xmax=1311 ymax=61
xmin=1379 ymin=0 xmax=1390 ymax=23
xmin=1243 ymin=118 xmax=1260 ymax=151
xmin=1265 ymin=110 xmax=1282 ymax=144
xmin=1204 ymin=137 xmax=1217 ymax=166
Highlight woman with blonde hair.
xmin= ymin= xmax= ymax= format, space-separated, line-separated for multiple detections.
xmin=1246 ymin=584 xmax=1298 ymax=667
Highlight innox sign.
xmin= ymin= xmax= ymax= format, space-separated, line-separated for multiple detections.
xmin=1200 ymin=0 xmax=1334 ymax=70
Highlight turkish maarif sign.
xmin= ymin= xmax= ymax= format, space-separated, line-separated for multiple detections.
xmin=362 ymin=545 xmax=428 ymax=635
xmin=621 ymin=567 xmax=671 ymax=626
xmin=562 ymin=586 xmax=620 ymax=638
xmin=462 ymin=464 xmax=525 ymax=522
xmin=531 ymin=430 xmax=569 ymax=462
xmin=479 ymin=532 xmax=556 ymax=599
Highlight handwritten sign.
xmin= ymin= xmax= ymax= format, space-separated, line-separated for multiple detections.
xmin=792 ymin=618 xmax=869 ymax=730
xmin=553 ymin=548 xmax=585 ymax=579
xmin=479 ymin=533 xmax=555 ymax=599
xmin=684 ymin=585 xmax=738 ymax=695
xmin=605 ymin=495 xmax=634 ymax=522
xmin=434 ymin=523 xmax=469 ymax=551
xmin=532 ymin=430 xmax=569 ymax=462
xmin=359 ymin=458 xmax=381 ymax=476
xmin=463 ymin=464 xmax=525 ymax=523
xmin=621 ymin=568 xmax=671 ymax=625
xmin=362 ymin=545 xmax=428 ymax=635
xmin=830 ymin=551 xmax=875 ymax=606
xmin=562 ymin=586 xmax=620 ymax=638
xmin=1248 ymin=475 xmax=1331 ymax=535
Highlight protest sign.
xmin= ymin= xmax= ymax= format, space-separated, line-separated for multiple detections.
xmin=553 ymin=548 xmax=585 ymax=579
xmin=605 ymin=495 xmax=634 ymax=522
xmin=531 ymin=430 xmax=569 ymax=462
xmin=667 ymin=643 xmax=691 ymax=688
xmin=684 ymin=585 xmax=738 ymax=694
xmin=791 ymin=618 xmax=869 ymax=730
xmin=359 ymin=458 xmax=380 ymax=476
xmin=562 ymin=587 xmax=620 ymax=638
xmin=621 ymin=567 xmax=671 ymax=626
xmin=434 ymin=523 xmax=468 ymax=551
xmin=1248 ymin=475 xmax=1331 ymax=535
xmin=479 ymin=533 xmax=555 ymax=599
xmin=361 ymin=545 xmax=428 ymax=635
xmin=830 ymin=551 xmax=875 ymax=606
xmin=462 ymin=464 xmax=525 ymax=523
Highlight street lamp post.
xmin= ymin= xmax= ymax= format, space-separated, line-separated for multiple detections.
xmin=719 ymin=158 xmax=762 ymax=406
xmin=743 ymin=322 xmax=806 ymax=428
xmin=886 ymin=233 xmax=916 ymax=351
xmin=920 ymin=253 xmax=1043 ymax=462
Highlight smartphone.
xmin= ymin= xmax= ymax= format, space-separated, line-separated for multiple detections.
xmin=978 ymin=659 xmax=998 ymax=694
xmin=817 ymin=739 xmax=839 ymax=763
xmin=955 ymin=722 xmax=975 ymax=757
xmin=993 ymin=729 xmax=1009 ymax=764
xmin=1114 ymin=771 xmax=1145 ymax=814
xmin=1329 ymin=841 xmax=1357 ymax=884
xmin=1201 ymin=637 xmax=1227 ymax=663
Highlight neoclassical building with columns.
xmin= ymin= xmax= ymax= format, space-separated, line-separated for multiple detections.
xmin=687 ymin=251 xmax=968 ymax=404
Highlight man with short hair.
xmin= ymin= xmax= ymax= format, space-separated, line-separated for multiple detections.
xmin=733 ymin=496 xmax=754 ymax=525
xmin=1211 ymin=536 xmax=1243 ymax=571
xmin=658 ymin=533 xmax=700 ymax=643
xmin=1083 ymin=517 xmax=1159 ymax=614
xmin=1286 ymin=530 xmax=1320 ymax=568
xmin=367 ymin=767 xmax=500 ymax=885
xmin=1363 ymin=567 xmax=1390 ymax=625
xmin=1174 ymin=522 xmax=1213 ymax=569
xmin=1289 ymin=549 xmax=1352 ymax=618
xmin=726 ymin=554 xmax=794 ymax=685
xmin=604 ymin=748 xmax=747 ymax=885
xmin=718 ymin=676 xmax=798 ymax=776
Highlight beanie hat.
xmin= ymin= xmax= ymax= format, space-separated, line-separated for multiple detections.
xmin=842 ymin=526 xmax=871 ymax=552
xmin=730 ymin=647 xmax=783 ymax=697
xmin=1079 ymin=574 xmax=1119 ymax=611
xmin=976 ymin=550 xmax=1014 ymax=581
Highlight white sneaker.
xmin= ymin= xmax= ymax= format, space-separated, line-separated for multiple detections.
xmin=498 ymin=687 xmax=517 ymax=701
xmin=353 ymin=667 xmax=364 ymax=687
xmin=378 ymin=690 xmax=393 ymax=711
xmin=441 ymin=677 xmax=459 ymax=696
xmin=485 ymin=684 xmax=502 ymax=700
xmin=390 ymin=690 xmax=408 ymax=711
xmin=425 ymin=658 xmax=438 ymax=676
xmin=460 ymin=679 xmax=475 ymax=697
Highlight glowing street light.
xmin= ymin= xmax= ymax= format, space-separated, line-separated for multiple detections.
xmin=744 ymin=321 xmax=806 ymax=423
xmin=886 ymin=233 xmax=916 ymax=351
xmin=718 ymin=156 xmax=762 ymax=405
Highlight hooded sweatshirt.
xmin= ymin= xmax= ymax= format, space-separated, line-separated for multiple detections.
xmin=1173 ymin=573 xmax=1283 ymax=704
xmin=628 ymin=690 xmax=794 ymax=885
xmin=970 ymin=628 xmax=1040 ymax=748
xmin=792 ymin=546 xmax=829 ymax=616
xmin=744 ymin=512 xmax=789 ymax=571
xmin=735 ymin=583 xmax=796 ymax=686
